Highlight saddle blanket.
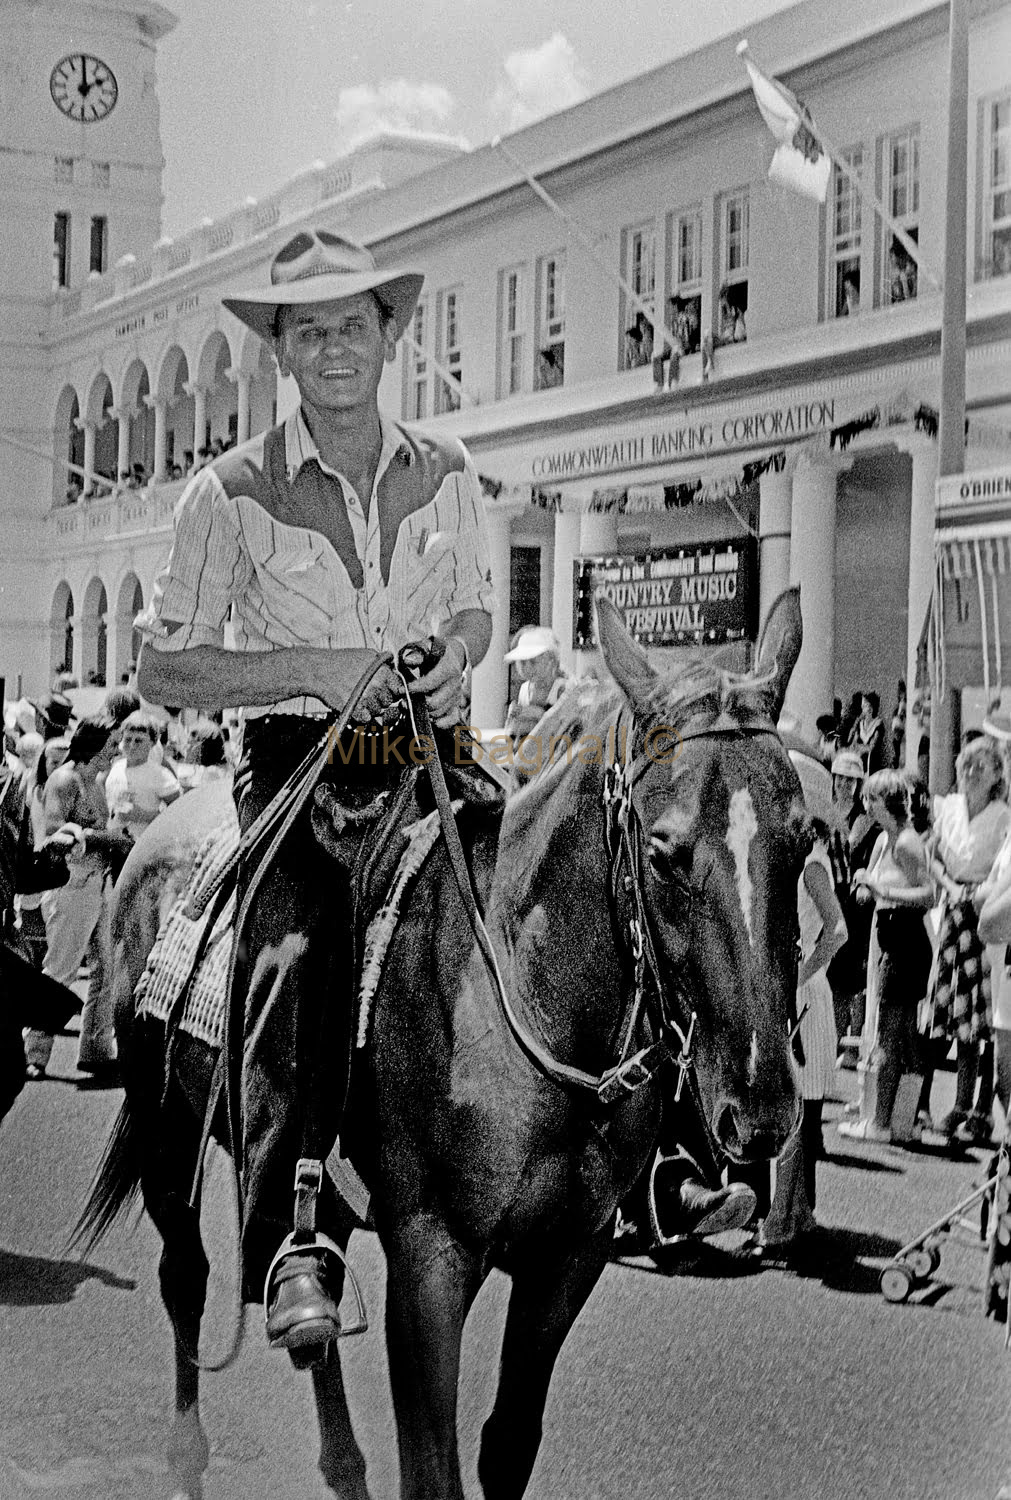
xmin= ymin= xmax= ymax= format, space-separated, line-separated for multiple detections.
xmin=134 ymin=811 xmax=239 ymax=1049
xmin=134 ymin=801 xmax=449 ymax=1054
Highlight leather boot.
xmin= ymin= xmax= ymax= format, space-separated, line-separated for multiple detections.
xmin=265 ymin=1249 xmax=342 ymax=1365
xmin=649 ymin=1156 xmax=757 ymax=1244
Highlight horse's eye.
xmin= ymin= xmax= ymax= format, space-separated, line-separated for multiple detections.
xmin=647 ymin=836 xmax=690 ymax=886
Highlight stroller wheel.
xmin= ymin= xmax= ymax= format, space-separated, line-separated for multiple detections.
xmin=880 ymin=1262 xmax=914 ymax=1303
xmin=904 ymin=1248 xmax=935 ymax=1282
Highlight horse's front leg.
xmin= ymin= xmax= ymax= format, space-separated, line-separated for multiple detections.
xmin=311 ymin=1202 xmax=373 ymax=1500
xmin=384 ymin=1216 xmax=483 ymax=1500
xmin=478 ymin=1226 xmax=613 ymax=1500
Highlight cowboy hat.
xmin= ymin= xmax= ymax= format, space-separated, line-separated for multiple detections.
xmin=30 ymin=692 xmax=74 ymax=733
xmin=222 ymin=228 xmax=424 ymax=344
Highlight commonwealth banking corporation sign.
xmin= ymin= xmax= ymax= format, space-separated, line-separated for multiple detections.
xmin=525 ymin=399 xmax=835 ymax=483
xmin=574 ymin=539 xmax=758 ymax=649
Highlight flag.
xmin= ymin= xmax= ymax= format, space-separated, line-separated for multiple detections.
xmin=737 ymin=41 xmax=831 ymax=204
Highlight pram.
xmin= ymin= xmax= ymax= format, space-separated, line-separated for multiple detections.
xmin=878 ymin=1130 xmax=1011 ymax=1335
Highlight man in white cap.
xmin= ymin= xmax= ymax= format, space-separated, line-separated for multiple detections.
xmin=503 ymin=625 xmax=571 ymax=748
xmin=137 ymin=227 xmax=495 ymax=1359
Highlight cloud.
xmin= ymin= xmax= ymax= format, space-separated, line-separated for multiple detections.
xmin=334 ymin=80 xmax=469 ymax=150
xmin=492 ymin=33 xmax=589 ymax=131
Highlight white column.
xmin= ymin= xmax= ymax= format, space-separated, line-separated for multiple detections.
xmin=145 ymin=396 xmax=167 ymax=481
xmin=551 ymin=496 xmax=589 ymax=674
xmin=69 ymin=614 xmax=84 ymax=684
xmin=785 ymin=449 xmax=851 ymax=737
xmin=78 ymin=420 xmax=96 ymax=494
xmin=228 ymin=368 xmax=252 ymax=444
xmin=470 ymin=501 xmax=517 ymax=732
xmin=758 ymin=460 xmax=795 ymax=632
xmin=110 ymin=406 xmax=133 ymax=483
xmin=897 ymin=434 xmax=938 ymax=772
xmin=185 ymin=381 xmax=208 ymax=453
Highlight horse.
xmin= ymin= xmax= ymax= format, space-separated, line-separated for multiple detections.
xmin=75 ymin=589 xmax=810 ymax=1500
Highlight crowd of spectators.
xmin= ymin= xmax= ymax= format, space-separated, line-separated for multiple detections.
xmin=65 ymin=435 xmax=238 ymax=504
xmin=2 ymin=678 xmax=234 ymax=1100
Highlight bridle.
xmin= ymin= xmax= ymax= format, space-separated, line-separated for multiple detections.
xmin=413 ymin=686 xmax=783 ymax=1120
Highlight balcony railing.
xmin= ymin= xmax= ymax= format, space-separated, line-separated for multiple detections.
xmin=45 ymin=479 xmax=186 ymax=546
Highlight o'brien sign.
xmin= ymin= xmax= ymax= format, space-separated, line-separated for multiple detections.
xmin=574 ymin=540 xmax=758 ymax=649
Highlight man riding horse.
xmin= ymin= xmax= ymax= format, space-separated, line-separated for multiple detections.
xmin=136 ymin=227 xmax=495 ymax=1360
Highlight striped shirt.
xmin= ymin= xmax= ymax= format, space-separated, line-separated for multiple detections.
xmin=138 ymin=409 xmax=495 ymax=717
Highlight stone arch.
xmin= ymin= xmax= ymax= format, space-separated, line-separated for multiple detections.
xmin=81 ymin=576 xmax=109 ymax=687
xmin=50 ymin=581 xmax=75 ymax=681
xmin=53 ymin=384 xmax=83 ymax=506
xmin=84 ymin=370 xmax=113 ymax=427
xmin=113 ymin=572 xmax=145 ymax=684
xmin=195 ymin=329 xmax=235 ymax=390
xmin=197 ymin=329 xmax=238 ymax=450
xmin=155 ymin=345 xmax=192 ymax=473
xmin=118 ymin=357 xmax=150 ymax=413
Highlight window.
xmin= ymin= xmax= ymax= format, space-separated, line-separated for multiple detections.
xmin=497 ymin=266 xmax=527 ymax=397
xmin=828 ymin=148 xmax=863 ymax=317
xmin=535 ymin=251 xmax=565 ymax=390
xmin=53 ymin=212 xmax=71 ymax=290
xmin=89 ymin=215 xmax=108 ymax=274
xmin=403 ymin=299 xmax=431 ymax=420
xmin=883 ymin=127 xmax=919 ymax=303
xmin=436 ymin=288 xmax=462 ymax=413
xmin=621 ymin=224 xmax=655 ymax=370
xmin=669 ymin=208 xmax=703 ymax=353
xmin=54 ymin=156 xmax=74 ymax=185
xmin=92 ymin=161 xmax=110 ymax=189
xmin=984 ymin=97 xmax=1011 ymax=279
xmin=717 ymin=190 xmax=749 ymax=342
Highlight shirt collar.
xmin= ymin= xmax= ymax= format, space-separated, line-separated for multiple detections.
xmin=284 ymin=407 xmax=413 ymax=488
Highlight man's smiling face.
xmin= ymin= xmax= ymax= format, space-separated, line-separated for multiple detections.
xmin=275 ymin=293 xmax=395 ymax=418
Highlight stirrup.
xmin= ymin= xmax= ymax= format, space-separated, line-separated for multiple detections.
xmin=262 ymin=1230 xmax=368 ymax=1339
xmin=262 ymin=1157 xmax=367 ymax=1337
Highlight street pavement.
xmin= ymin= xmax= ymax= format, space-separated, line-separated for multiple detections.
xmin=0 ymin=1024 xmax=1009 ymax=1500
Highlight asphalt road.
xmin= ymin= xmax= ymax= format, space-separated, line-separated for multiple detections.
xmin=0 ymin=1028 xmax=1009 ymax=1500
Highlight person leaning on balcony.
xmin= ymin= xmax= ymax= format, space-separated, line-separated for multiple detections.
xmin=133 ymin=226 xmax=495 ymax=1364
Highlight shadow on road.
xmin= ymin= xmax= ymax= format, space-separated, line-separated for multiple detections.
xmin=612 ymin=1225 xmax=904 ymax=1296
xmin=822 ymin=1150 xmax=905 ymax=1174
xmin=0 ymin=1247 xmax=135 ymax=1306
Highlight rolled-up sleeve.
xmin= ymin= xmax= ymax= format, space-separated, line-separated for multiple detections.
xmin=438 ymin=455 xmax=497 ymax=621
xmin=136 ymin=469 xmax=248 ymax=654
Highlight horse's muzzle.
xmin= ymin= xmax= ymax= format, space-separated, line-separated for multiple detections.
xmin=713 ymin=1091 xmax=802 ymax=1164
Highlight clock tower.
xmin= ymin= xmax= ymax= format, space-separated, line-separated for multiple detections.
xmin=0 ymin=0 xmax=176 ymax=692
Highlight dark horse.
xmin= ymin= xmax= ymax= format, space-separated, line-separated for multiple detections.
xmin=77 ymin=590 xmax=809 ymax=1500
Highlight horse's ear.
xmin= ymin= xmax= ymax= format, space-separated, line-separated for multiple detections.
xmin=751 ymin=586 xmax=803 ymax=720
xmin=595 ymin=593 xmax=658 ymax=711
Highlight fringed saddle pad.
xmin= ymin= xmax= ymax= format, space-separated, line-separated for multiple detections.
xmin=134 ymin=811 xmax=240 ymax=1050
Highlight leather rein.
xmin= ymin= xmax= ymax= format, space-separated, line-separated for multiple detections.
xmin=407 ymin=682 xmax=781 ymax=1113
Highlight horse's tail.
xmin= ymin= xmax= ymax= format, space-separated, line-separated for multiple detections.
xmin=68 ymin=1098 xmax=143 ymax=1256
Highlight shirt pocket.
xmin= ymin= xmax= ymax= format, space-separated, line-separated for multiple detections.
xmin=400 ymin=527 xmax=458 ymax=623
xmin=253 ymin=531 xmax=337 ymax=635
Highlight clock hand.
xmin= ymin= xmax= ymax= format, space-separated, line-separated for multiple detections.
xmin=79 ymin=57 xmax=92 ymax=97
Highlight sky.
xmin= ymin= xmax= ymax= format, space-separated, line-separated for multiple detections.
xmin=157 ymin=0 xmax=800 ymax=238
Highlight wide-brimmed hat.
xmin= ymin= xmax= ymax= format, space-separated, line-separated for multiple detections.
xmin=222 ymin=228 xmax=424 ymax=344
xmin=504 ymin=626 xmax=561 ymax=663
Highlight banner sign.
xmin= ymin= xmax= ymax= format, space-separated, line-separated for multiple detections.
xmin=573 ymin=539 xmax=758 ymax=649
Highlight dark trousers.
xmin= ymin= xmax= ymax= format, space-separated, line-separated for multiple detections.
xmin=0 ymin=1005 xmax=25 ymax=1125
xmin=233 ymin=719 xmax=358 ymax=1302
xmin=874 ymin=1002 xmax=921 ymax=1130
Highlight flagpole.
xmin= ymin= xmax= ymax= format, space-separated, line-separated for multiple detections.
xmin=929 ymin=0 xmax=970 ymax=792
xmin=491 ymin=135 xmax=681 ymax=358
xmin=737 ymin=41 xmax=942 ymax=292
xmin=400 ymin=329 xmax=478 ymax=408
xmin=0 ymin=430 xmax=115 ymax=495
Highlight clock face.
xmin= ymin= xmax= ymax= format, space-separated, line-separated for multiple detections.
xmin=50 ymin=54 xmax=118 ymax=123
